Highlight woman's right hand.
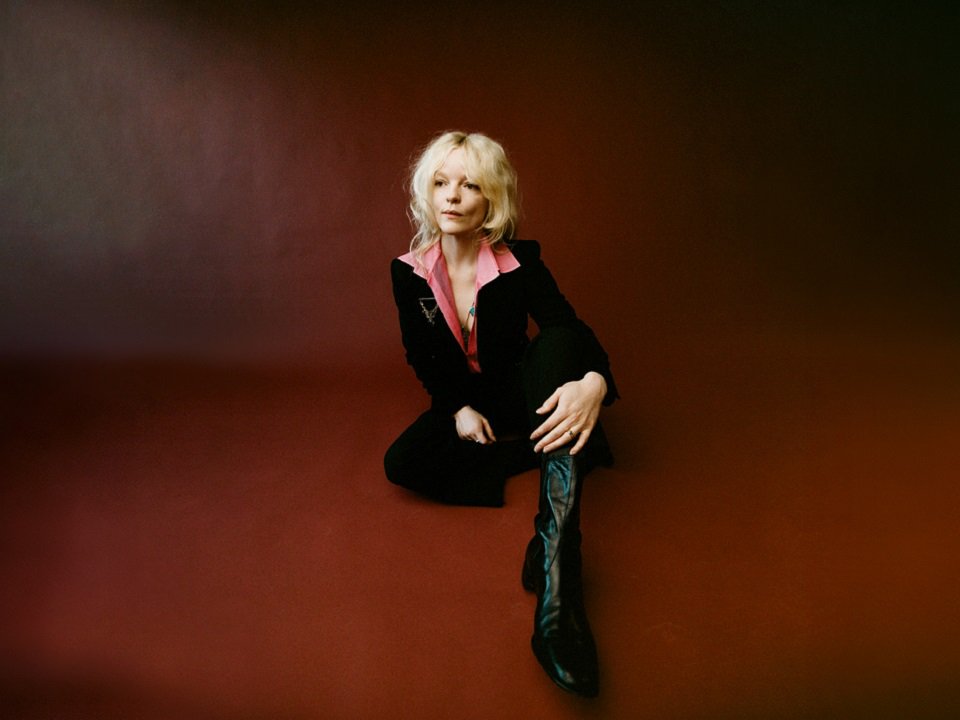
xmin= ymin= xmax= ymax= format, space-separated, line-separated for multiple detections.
xmin=454 ymin=405 xmax=497 ymax=445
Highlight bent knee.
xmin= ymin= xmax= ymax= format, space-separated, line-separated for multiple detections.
xmin=383 ymin=439 xmax=429 ymax=492
xmin=383 ymin=442 xmax=406 ymax=487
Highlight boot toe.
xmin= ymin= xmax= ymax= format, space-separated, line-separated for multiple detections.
xmin=532 ymin=633 xmax=599 ymax=698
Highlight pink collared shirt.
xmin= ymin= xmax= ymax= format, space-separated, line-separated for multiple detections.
xmin=398 ymin=242 xmax=521 ymax=373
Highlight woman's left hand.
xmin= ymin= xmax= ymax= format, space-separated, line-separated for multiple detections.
xmin=530 ymin=372 xmax=607 ymax=455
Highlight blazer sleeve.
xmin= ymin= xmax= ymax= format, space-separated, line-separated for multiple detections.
xmin=519 ymin=241 xmax=620 ymax=405
xmin=391 ymin=258 xmax=472 ymax=415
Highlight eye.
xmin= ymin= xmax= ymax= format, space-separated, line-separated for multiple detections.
xmin=433 ymin=179 xmax=446 ymax=187
xmin=465 ymin=182 xmax=480 ymax=191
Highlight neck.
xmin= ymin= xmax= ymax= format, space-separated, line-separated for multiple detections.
xmin=440 ymin=233 xmax=481 ymax=268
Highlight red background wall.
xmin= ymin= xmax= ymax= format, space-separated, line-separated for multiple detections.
xmin=2 ymin=0 xmax=956 ymax=367
xmin=2 ymin=3 xmax=959 ymax=717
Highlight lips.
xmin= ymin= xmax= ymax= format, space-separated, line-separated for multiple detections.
xmin=442 ymin=210 xmax=463 ymax=217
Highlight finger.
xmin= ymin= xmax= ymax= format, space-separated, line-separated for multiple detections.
xmin=535 ymin=388 xmax=561 ymax=415
xmin=541 ymin=429 xmax=575 ymax=454
xmin=481 ymin=417 xmax=497 ymax=443
xmin=534 ymin=416 xmax=579 ymax=453
xmin=530 ymin=409 xmax=564 ymax=444
xmin=569 ymin=427 xmax=591 ymax=456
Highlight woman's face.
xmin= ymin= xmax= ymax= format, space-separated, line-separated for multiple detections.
xmin=431 ymin=147 xmax=488 ymax=241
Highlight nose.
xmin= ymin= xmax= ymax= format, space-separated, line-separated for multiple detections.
xmin=445 ymin=184 xmax=460 ymax=204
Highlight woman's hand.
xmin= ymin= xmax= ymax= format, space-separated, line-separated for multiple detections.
xmin=530 ymin=372 xmax=607 ymax=455
xmin=454 ymin=405 xmax=497 ymax=445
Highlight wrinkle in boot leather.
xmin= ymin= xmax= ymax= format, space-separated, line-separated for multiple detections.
xmin=525 ymin=450 xmax=599 ymax=698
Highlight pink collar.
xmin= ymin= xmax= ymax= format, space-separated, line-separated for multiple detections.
xmin=398 ymin=241 xmax=520 ymax=282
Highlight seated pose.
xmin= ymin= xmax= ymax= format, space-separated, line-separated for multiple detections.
xmin=384 ymin=131 xmax=618 ymax=698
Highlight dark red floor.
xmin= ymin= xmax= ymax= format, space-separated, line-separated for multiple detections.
xmin=1 ymin=330 xmax=958 ymax=718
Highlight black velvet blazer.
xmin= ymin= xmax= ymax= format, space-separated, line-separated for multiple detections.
xmin=390 ymin=240 xmax=619 ymax=416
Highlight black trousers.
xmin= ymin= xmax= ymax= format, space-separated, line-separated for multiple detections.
xmin=384 ymin=327 xmax=608 ymax=507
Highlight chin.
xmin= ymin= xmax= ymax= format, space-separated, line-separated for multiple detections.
xmin=441 ymin=224 xmax=477 ymax=237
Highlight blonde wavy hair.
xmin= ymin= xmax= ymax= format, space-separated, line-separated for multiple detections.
xmin=408 ymin=131 xmax=519 ymax=263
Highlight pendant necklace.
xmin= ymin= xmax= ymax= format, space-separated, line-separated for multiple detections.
xmin=460 ymin=302 xmax=475 ymax=347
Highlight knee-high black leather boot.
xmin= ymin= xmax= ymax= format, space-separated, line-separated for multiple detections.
xmin=522 ymin=449 xmax=599 ymax=697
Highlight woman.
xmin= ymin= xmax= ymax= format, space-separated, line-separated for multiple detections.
xmin=384 ymin=131 xmax=618 ymax=698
